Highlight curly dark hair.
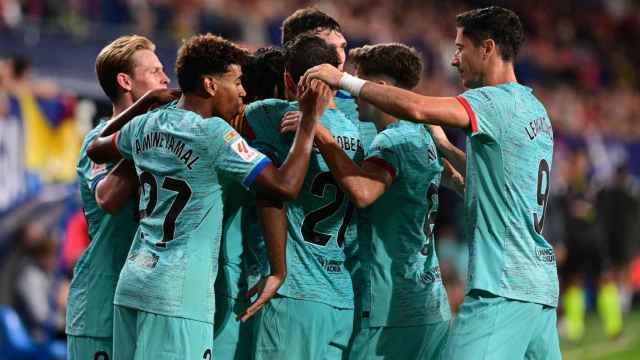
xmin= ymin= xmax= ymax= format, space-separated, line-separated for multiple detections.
xmin=349 ymin=43 xmax=422 ymax=89
xmin=281 ymin=8 xmax=341 ymax=45
xmin=456 ymin=6 xmax=524 ymax=62
xmin=284 ymin=34 xmax=340 ymax=84
xmin=242 ymin=47 xmax=286 ymax=103
xmin=175 ymin=34 xmax=249 ymax=93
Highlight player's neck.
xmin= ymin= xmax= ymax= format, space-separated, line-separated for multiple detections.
xmin=176 ymin=94 xmax=214 ymax=118
xmin=373 ymin=112 xmax=396 ymax=131
xmin=111 ymin=98 xmax=134 ymax=119
xmin=483 ymin=60 xmax=518 ymax=87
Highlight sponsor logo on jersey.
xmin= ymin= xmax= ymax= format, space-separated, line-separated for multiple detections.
xmin=535 ymin=247 xmax=556 ymax=263
xmin=231 ymin=138 xmax=259 ymax=162
xmin=316 ymin=255 xmax=344 ymax=273
xmin=127 ymin=249 xmax=159 ymax=269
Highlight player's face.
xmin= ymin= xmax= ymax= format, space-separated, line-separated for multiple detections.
xmin=451 ymin=28 xmax=485 ymax=89
xmin=129 ymin=49 xmax=170 ymax=101
xmin=212 ymin=64 xmax=246 ymax=121
xmin=316 ymin=29 xmax=347 ymax=71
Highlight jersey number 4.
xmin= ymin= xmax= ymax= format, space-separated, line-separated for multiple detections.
xmin=139 ymin=171 xmax=193 ymax=247
xmin=301 ymin=172 xmax=354 ymax=247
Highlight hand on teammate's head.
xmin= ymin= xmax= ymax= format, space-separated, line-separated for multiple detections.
xmin=300 ymin=64 xmax=342 ymax=90
xmin=297 ymin=78 xmax=332 ymax=121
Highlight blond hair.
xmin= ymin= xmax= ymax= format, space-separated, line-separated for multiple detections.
xmin=95 ymin=35 xmax=155 ymax=101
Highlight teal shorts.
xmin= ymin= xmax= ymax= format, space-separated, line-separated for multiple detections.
xmin=252 ymin=296 xmax=354 ymax=360
xmin=67 ymin=335 xmax=112 ymax=360
xmin=444 ymin=290 xmax=561 ymax=360
xmin=213 ymin=296 xmax=252 ymax=360
xmin=347 ymin=320 xmax=449 ymax=360
xmin=112 ymin=304 xmax=212 ymax=360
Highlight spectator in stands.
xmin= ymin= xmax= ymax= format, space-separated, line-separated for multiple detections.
xmin=12 ymin=223 xmax=67 ymax=342
xmin=597 ymin=164 xmax=640 ymax=312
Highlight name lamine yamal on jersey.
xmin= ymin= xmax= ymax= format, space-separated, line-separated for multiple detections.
xmin=134 ymin=131 xmax=200 ymax=169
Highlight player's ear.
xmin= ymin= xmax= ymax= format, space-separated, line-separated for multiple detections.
xmin=482 ymin=39 xmax=495 ymax=60
xmin=203 ymin=76 xmax=218 ymax=97
xmin=116 ymin=72 xmax=133 ymax=93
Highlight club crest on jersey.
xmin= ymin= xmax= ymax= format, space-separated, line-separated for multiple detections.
xmin=231 ymin=138 xmax=259 ymax=162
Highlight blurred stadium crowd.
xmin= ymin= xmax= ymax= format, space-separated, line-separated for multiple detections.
xmin=1 ymin=0 xmax=640 ymax=355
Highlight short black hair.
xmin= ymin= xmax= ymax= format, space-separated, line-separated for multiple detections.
xmin=10 ymin=54 xmax=31 ymax=79
xmin=242 ymin=47 xmax=286 ymax=103
xmin=284 ymin=34 xmax=340 ymax=84
xmin=456 ymin=6 xmax=524 ymax=61
xmin=349 ymin=43 xmax=422 ymax=89
xmin=175 ymin=34 xmax=248 ymax=93
xmin=281 ymin=8 xmax=342 ymax=45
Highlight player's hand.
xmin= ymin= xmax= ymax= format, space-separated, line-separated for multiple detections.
xmin=298 ymin=79 xmax=332 ymax=122
xmin=300 ymin=64 xmax=343 ymax=89
xmin=280 ymin=111 xmax=302 ymax=134
xmin=143 ymin=88 xmax=181 ymax=109
xmin=237 ymin=274 xmax=285 ymax=322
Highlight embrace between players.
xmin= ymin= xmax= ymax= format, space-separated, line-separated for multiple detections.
xmin=66 ymin=5 xmax=561 ymax=360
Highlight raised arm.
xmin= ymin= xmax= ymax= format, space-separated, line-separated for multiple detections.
xmin=238 ymin=196 xmax=287 ymax=321
xmin=302 ymin=64 xmax=470 ymax=129
xmin=87 ymin=89 xmax=179 ymax=164
xmin=251 ymin=80 xmax=331 ymax=201
xmin=95 ymin=159 xmax=139 ymax=214
xmin=314 ymin=124 xmax=393 ymax=208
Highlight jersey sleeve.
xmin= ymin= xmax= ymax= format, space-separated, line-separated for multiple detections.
xmin=243 ymin=99 xmax=292 ymax=165
xmin=364 ymin=131 xmax=400 ymax=179
xmin=114 ymin=120 xmax=136 ymax=160
xmin=78 ymin=126 xmax=116 ymax=193
xmin=457 ymin=87 xmax=502 ymax=140
xmin=209 ymin=119 xmax=272 ymax=189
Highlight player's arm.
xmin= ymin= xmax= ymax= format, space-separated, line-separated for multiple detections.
xmin=100 ymin=88 xmax=180 ymax=136
xmin=251 ymin=80 xmax=331 ymax=201
xmin=87 ymin=89 xmax=179 ymax=163
xmin=428 ymin=125 xmax=466 ymax=176
xmin=302 ymin=64 xmax=470 ymax=129
xmin=441 ymin=158 xmax=465 ymax=196
xmin=95 ymin=159 xmax=138 ymax=214
xmin=314 ymin=124 xmax=393 ymax=208
xmin=238 ymin=196 xmax=287 ymax=321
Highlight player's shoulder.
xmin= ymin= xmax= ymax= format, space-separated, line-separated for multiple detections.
xmin=460 ymin=85 xmax=505 ymax=102
xmin=245 ymin=98 xmax=295 ymax=121
xmin=462 ymin=83 xmax=534 ymax=106
xmin=77 ymin=120 xmax=110 ymax=181
xmin=379 ymin=120 xmax=423 ymax=145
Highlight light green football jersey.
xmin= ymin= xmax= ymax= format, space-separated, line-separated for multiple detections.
xmin=66 ymin=120 xmax=138 ymax=337
xmin=335 ymin=90 xmax=378 ymax=152
xmin=458 ymin=83 xmax=558 ymax=307
xmin=215 ymin=183 xmax=254 ymax=301
xmin=359 ymin=120 xmax=451 ymax=327
xmin=334 ymin=91 xmax=376 ymax=308
xmin=113 ymin=106 xmax=271 ymax=323
xmin=245 ymin=98 xmax=361 ymax=309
